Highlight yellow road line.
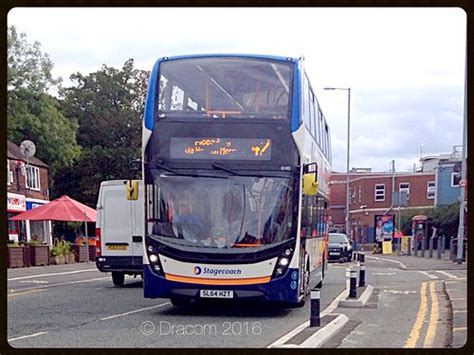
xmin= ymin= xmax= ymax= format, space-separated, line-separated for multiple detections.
xmin=404 ymin=281 xmax=428 ymax=348
xmin=423 ymin=281 xmax=439 ymax=347
xmin=8 ymin=289 xmax=45 ymax=297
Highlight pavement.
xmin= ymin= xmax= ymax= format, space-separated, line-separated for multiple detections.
xmin=365 ymin=251 xmax=467 ymax=348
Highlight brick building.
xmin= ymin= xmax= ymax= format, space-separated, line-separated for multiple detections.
xmin=329 ymin=169 xmax=436 ymax=244
xmin=7 ymin=140 xmax=52 ymax=244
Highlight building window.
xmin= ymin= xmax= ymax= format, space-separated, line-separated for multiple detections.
xmin=451 ymin=172 xmax=461 ymax=187
xmin=7 ymin=160 xmax=13 ymax=185
xmin=374 ymin=184 xmax=385 ymax=201
xmin=427 ymin=181 xmax=436 ymax=199
xmin=399 ymin=182 xmax=410 ymax=200
xmin=26 ymin=166 xmax=40 ymax=190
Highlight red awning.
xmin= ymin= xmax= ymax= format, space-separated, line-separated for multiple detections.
xmin=9 ymin=195 xmax=96 ymax=222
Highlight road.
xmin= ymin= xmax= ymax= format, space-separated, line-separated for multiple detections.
xmin=7 ymin=254 xmax=466 ymax=348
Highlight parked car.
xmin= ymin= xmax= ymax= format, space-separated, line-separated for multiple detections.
xmin=328 ymin=233 xmax=353 ymax=262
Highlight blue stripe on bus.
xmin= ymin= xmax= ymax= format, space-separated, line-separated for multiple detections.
xmin=143 ymin=265 xmax=300 ymax=303
xmin=144 ymin=60 xmax=161 ymax=131
xmin=291 ymin=63 xmax=301 ymax=133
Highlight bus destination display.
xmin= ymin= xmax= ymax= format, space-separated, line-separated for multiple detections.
xmin=170 ymin=137 xmax=272 ymax=160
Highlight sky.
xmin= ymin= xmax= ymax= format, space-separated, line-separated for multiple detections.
xmin=7 ymin=7 xmax=466 ymax=172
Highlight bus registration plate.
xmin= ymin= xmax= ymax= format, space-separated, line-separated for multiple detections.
xmin=200 ymin=290 xmax=234 ymax=299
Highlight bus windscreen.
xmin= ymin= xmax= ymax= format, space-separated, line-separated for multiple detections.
xmin=157 ymin=57 xmax=293 ymax=119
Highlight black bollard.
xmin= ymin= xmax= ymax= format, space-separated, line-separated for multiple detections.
xmin=437 ymin=236 xmax=442 ymax=259
xmin=407 ymin=237 xmax=412 ymax=256
xmin=450 ymin=236 xmax=455 ymax=260
xmin=349 ymin=270 xmax=357 ymax=298
xmin=310 ymin=288 xmax=321 ymax=327
xmin=360 ymin=252 xmax=365 ymax=263
xmin=414 ymin=238 xmax=418 ymax=257
xmin=421 ymin=236 xmax=426 ymax=258
xmin=429 ymin=237 xmax=433 ymax=258
xmin=359 ymin=263 xmax=365 ymax=287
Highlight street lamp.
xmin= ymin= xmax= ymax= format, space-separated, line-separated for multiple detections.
xmin=324 ymin=87 xmax=351 ymax=238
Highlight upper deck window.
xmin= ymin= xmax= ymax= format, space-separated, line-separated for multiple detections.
xmin=157 ymin=57 xmax=293 ymax=119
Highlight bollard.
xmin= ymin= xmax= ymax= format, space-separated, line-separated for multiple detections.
xmin=429 ymin=237 xmax=433 ymax=258
xmin=441 ymin=235 xmax=446 ymax=254
xmin=414 ymin=238 xmax=418 ymax=257
xmin=359 ymin=263 xmax=365 ymax=287
xmin=407 ymin=237 xmax=412 ymax=256
xmin=349 ymin=269 xmax=357 ymax=298
xmin=450 ymin=236 xmax=455 ymax=260
xmin=310 ymin=288 xmax=321 ymax=327
xmin=437 ymin=236 xmax=442 ymax=259
xmin=421 ymin=237 xmax=426 ymax=258
xmin=360 ymin=252 xmax=365 ymax=263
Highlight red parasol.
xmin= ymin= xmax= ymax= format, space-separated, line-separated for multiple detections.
xmin=9 ymin=195 xmax=96 ymax=222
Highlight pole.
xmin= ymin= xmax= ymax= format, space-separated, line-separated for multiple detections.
xmin=310 ymin=288 xmax=321 ymax=327
xmin=84 ymin=211 xmax=89 ymax=264
xmin=345 ymin=88 xmax=351 ymax=237
xmin=456 ymin=36 xmax=467 ymax=264
xmin=349 ymin=269 xmax=357 ymax=298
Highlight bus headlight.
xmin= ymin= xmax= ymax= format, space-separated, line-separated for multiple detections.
xmin=149 ymin=254 xmax=158 ymax=263
xmin=279 ymin=258 xmax=289 ymax=266
xmin=272 ymin=246 xmax=294 ymax=278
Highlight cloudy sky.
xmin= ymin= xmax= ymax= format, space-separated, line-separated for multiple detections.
xmin=8 ymin=7 xmax=466 ymax=172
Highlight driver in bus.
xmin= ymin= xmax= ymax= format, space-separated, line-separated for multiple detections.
xmin=173 ymin=197 xmax=204 ymax=240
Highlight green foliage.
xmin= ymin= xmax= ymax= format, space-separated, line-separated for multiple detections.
xmin=7 ymin=25 xmax=60 ymax=94
xmin=427 ymin=203 xmax=460 ymax=237
xmin=53 ymin=59 xmax=149 ymax=205
xmin=399 ymin=203 xmax=460 ymax=237
xmin=50 ymin=241 xmax=72 ymax=256
xmin=7 ymin=242 xmax=21 ymax=248
xmin=7 ymin=26 xmax=81 ymax=178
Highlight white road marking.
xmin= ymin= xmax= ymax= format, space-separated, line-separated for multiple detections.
xmin=8 ymin=269 xmax=98 ymax=281
xmin=435 ymin=270 xmax=464 ymax=280
xmin=365 ymin=256 xmax=407 ymax=269
xmin=383 ymin=289 xmax=416 ymax=295
xmin=20 ymin=280 xmax=49 ymax=284
xmin=418 ymin=271 xmax=439 ymax=279
xmin=8 ymin=331 xmax=48 ymax=342
xmin=8 ymin=277 xmax=110 ymax=294
xmin=267 ymin=288 xmax=349 ymax=348
xmin=372 ymin=272 xmax=396 ymax=276
xmin=100 ymin=302 xmax=171 ymax=321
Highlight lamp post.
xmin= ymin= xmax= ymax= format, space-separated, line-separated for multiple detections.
xmin=324 ymin=87 xmax=351 ymax=237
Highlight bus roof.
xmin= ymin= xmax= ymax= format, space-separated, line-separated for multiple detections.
xmin=154 ymin=53 xmax=299 ymax=65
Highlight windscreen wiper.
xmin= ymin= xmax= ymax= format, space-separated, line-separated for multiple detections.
xmin=147 ymin=161 xmax=228 ymax=179
xmin=211 ymin=162 xmax=243 ymax=176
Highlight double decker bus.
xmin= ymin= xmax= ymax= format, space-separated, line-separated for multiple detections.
xmin=138 ymin=54 xmax=332 ymax=307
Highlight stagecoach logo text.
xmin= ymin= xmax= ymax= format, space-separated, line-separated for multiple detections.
xmin=193 ymin=266 xmax=242 ymax=276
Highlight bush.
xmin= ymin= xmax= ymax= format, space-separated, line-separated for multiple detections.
xmin=50 ymin=241 xmax=72 ymax=256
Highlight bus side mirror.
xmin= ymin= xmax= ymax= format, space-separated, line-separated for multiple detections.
xmin=129 ymin=159 xmax=141 ymax=175
xmin=126 ymin=179 xmax=139 ymax=201
xmin=303 ymin=163 xmax=318 ymax=196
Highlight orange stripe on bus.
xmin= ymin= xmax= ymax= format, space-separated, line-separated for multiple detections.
xmin=165 ymin=274 xmax=271 ymax=285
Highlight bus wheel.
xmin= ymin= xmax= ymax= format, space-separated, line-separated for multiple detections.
xmin=112 ymin=272 xmax=125 ymax=286
xmin=170 ymin=296 xmax=191 ymax=307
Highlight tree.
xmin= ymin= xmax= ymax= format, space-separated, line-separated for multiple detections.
xmin=7 ymin=26 xmax=81 ymax=177
xmin=7 ymin=25 xmax=61 ymax=94
xmin=55 ymin=59 xmax=149 ymax=205
xmin=399 ymin=203 xmax=459 ymax=237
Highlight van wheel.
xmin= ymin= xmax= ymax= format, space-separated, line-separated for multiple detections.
xmin=112 ymin=272 xmax=125 ymax=286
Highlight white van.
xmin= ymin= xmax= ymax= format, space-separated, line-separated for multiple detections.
xmin=95 ymin=180 xmax=143 ymax=286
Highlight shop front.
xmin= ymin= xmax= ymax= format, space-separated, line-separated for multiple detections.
xmin=7 ymin=192 xmax=26 ymax=243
